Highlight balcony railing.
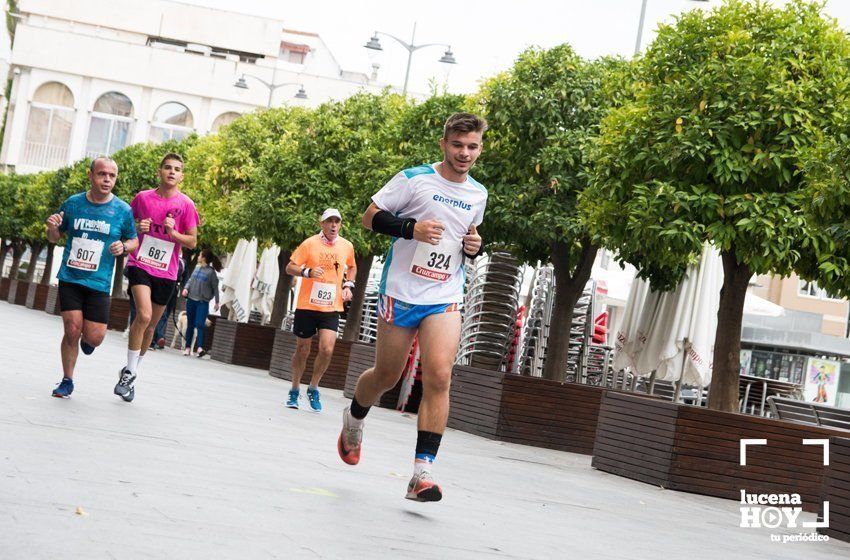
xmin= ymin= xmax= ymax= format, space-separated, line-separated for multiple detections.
xmin=22 ymin=141 xmax=69 ymax=170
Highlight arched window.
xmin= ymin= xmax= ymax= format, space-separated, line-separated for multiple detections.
xmin=149 ymin=102 xmax=194 ymax=143
xmin=211 ymin=111 xmax=241 ymax=133
xmin=86 ymin=92 xmax=134 ymax=158
xmin=22 ymin=82 xmax=75 ymax=169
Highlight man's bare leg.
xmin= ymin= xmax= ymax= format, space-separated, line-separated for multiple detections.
xmin=353 ymin=319 xmax=417 ymax=406
xmin=309 ymin=329 xmax=338 ymax=387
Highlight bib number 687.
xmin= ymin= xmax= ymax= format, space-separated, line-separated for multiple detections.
xmin=148 ymin=246 xmax=166 ymax=261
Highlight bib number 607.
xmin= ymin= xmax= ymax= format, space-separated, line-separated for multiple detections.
xmin=76 ymin=248 xmax=95 ymax=261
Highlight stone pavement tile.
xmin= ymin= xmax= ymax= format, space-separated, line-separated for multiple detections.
xmin=1 ymin=301 xmax=849 ymax=559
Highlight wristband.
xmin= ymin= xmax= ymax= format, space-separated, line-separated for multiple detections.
xmin=302 ymin=268 xmax=311 ymax=278
xmin=463 ymin=244 xmax=484 ymax=260
xmin=343 ymin=280 xmax=355 ymax=290
xmin=371 ymin=209 xmax=416 ymax=240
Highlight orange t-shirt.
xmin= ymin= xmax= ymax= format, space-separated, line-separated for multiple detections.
xmin=291 ymin=234 xmax=356 ymax=312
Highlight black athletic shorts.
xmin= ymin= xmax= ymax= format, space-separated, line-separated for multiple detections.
xmin=126 ymin=265 xmax=177 ymax=306
xmin=293 ymin=309 xmax=340 ymax=339
xmin=58 ymin=281 xmax=111 ymax=324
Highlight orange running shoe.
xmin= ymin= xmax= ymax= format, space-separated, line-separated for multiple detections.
xmin=405 ymin=472 xmax=443 ymax=502
xmin=337 ymin=407 xmax=363 ymax=465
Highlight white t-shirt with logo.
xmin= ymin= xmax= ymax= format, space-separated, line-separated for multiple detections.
xmin=372 ymin=163 xmax=488 ymax=305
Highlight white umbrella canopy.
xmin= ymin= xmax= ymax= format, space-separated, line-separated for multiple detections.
xmin=615 ymin=243 xmax=722 ymax=387
xmin=650 ymin=244 xmax=722 ymax=386
xmin=612 ymin=276 xmax=656 ymax=372
xmin=251 ymin=245 xmax=280 ymax=324
xmin=220 ymin=238 xmax=258 ymax=323
xmin=744 ymin=292 xmax=785 ymax=317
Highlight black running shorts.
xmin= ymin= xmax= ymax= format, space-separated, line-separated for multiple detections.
xmin=126 ymin=265 xmax=177 ymax=306
xmin=58 ymin=280 xmax=111 ymax=324
xmin=293 ymin=309 xmax=340 ymax=339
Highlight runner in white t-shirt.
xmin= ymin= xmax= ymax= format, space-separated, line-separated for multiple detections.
xmin=337 ymin=113 xmax=488 ymax=503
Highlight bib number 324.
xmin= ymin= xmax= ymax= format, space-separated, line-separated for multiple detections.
xmin=410 ymin=240 xmax=461 ymax=282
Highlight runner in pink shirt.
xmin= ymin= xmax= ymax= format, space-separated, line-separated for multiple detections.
xmin=116 ymin=153 xmax=199 ymax=402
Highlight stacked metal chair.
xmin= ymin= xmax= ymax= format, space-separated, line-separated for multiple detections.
xmin=456 ymin=252 xmax=524 ymax=372
xmin=517 ymin=266 xmax=555 ymax=377
xmin=357 ymin=261 xmax=384 ymax=343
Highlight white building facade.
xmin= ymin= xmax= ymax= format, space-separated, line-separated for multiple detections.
xmin=1 ymin=0 xmax=393 ymax=174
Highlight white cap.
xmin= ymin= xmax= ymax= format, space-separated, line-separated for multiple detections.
xmin=321 ymin=208 xmax=342 ymax=221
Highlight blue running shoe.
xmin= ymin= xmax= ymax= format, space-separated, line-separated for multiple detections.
xmin=52 ymin=377 xmax=74 ymax=398
xmin=307 ymin=387 xmax=322 ymax=413
xmin=80 ymin=338 xmax=95 ymax=355
xmin=285 ymin=389 xmax=300 ymax=409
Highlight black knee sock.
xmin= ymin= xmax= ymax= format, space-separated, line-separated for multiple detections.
xmin=350 ymin=396 xmax=371 ymax=420
xmin=415 ymin=431 xmax=442 ymax=461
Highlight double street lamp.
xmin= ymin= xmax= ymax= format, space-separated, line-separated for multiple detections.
xmin=363 ymin=23 xmax=456 ymax=95
xmin=234 ymin=74 xmax=308 ymax=108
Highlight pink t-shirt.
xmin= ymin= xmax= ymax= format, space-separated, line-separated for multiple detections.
xmin=127 ymin=189 xmax=200 ymax=280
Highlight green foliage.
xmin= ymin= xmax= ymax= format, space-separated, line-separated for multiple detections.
xmin=396 ymin=93 xmax=471 ymax=168
xmin=478 ymin=44 xmax=631 ymax=267
xmin=0 ymin=173 xmax=29 ymax=242
xmin=583 ymin=0 xmax=850 ymax=289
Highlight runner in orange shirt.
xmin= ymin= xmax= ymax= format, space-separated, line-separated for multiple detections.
xmin=284 ymin=208 xmax=356 ymax=412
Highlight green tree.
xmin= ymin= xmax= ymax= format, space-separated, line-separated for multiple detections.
xmin=0 ymin=174 xmax=27 ymax=278
xmin=190 ymin=106 xmax=314 ymax=325
xmin=583 ymin=0 xmax=850 ymax=411
xmin=295 ymin=92 xmax=408 ymax=340
xmin=478 ymin=45 xmax=631 ymax=381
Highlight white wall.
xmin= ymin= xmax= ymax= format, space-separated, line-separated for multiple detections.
xmin=19 ymin=0 xmax=281 ymax=57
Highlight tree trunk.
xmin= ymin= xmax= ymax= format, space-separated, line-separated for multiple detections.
xmin=8 ymin=241 xmax=24 ymax=279
xmin=541 ymin=238 xmax=599 ymax=381
xmin=707 ymin=247 xmax=751 ymax=412
xmin=183 ymin=247 xmax=199 ymax=283
xmin=40 ymin=242 xmax=55 ymax=284
xmin=269 ymin=250 xmax=293 ymax=328
xmin=0 ymin=240 xmax=10 ymax=277
xmin=112 ymin=255 xmax=125 ymax=296
xmin=342 ymin=254 xmax=374 ymax=341
xmin=24 ymin=242 xmax=42 ymax=282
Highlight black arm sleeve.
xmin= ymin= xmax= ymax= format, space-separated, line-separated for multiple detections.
xmin=370 ymin=209 xmax=416 ymax=240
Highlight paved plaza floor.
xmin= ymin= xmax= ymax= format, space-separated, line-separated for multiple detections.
xmin=1 ymin=301 xmax=849 ymax=559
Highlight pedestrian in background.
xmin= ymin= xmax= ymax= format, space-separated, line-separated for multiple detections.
xmin=182 ymin=249 xmax=221 ymax=358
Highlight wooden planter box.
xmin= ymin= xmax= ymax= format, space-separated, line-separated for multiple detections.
xmin=0 ymin=277 xmax=9 ymax=300
xmin=25 ymin=283 xmax=50 ymax=311
xmin=210 ymin=318 xmax=276 ymax=370
xmin=269 ymin=329 xmax=354 ymax=389
xmin=343 ymin=342 xmax=406 ymax=410
xmin=820 ymin=437 xmax=850 ymax=543
xmin=107 ymin=297 xmax=131 ymax=331
xmin=448 ymin=367 xmax=607 ymax=454
xmin=12 ymin=280 xmax=30 ymax=305
xmin=44 ymin=285 xmax=61 ymax=315
xmin=592 ymin=392 xmax=849 ymax=513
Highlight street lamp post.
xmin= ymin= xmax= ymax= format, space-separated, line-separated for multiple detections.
xmin=363 ymin=22 xmax=456 ymax=95
xmin=634 ymin=0 xmax=710 ymax=56
xmin=233 ymin=74 xmax=308 ymax=108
